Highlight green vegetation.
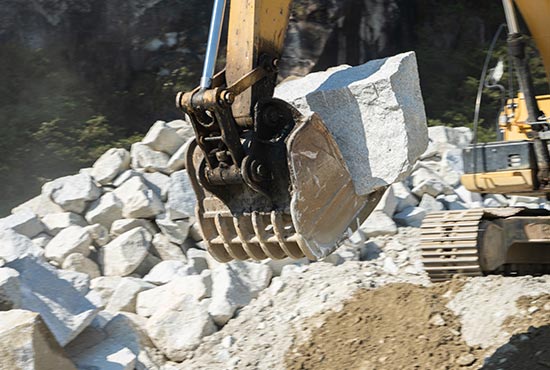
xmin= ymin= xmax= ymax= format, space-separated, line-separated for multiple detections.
xmin=1 ymin=1 xmax=549 ymax=216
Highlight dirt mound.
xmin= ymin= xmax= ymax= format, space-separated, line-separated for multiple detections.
xmin=285 ymin=282 xmax=483 ymax=370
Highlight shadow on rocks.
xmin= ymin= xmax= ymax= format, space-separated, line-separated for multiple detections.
xmin=481 ymin=326 xmax=550 ymax=370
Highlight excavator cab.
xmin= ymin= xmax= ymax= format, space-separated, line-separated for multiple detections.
xmin=176 ymin=0 xmax=384 ymax=262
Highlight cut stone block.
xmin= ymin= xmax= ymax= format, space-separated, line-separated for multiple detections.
xmin=44 ymin=225 xmax=93 ymax=264
xmin=275 ymin=51 xmax=428 ymax=196
xmin=6 ymin=257 xmax=98 ymax=346
xmin=42 ymin=173 xmax=102 ymax=213
xmin=100 ymin=227 xmax=152 ymax=277
xmin=42 ymin=212 xmax=87 ymax=235
xmin=0 ymin=310 xmax=76 ymax=370
xmin=85 ymin=192 xmax=124 ymax=229
xmin=130 ymin=142 xmax=170 ymax=173
xmin=142 ymin=120 xmax=186 ymax=155
xmin=113 ymin=176 xmax=164 ymax=219
xmin=91 ymin=148 xmax=131 ymax=185
xmin=0 ymin=228 xmax=44 ymax=263
xmin=0 ymin=209 xmax=44 ymax=238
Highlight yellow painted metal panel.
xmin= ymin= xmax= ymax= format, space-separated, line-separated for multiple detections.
xmin=461 ymin=169 xmax=535 ymax=194
xmin=226 ymin=0 xmax=293 ymax=121
xmin=514 ymin=0 xmax=550 ymax=80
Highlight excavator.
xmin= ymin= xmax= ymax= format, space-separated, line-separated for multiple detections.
xmin=176 ymin=0 xmax=550 ymax=278
xmin=420 ymin=0 xmax=550 ymax=282
xmin=176 ymin=0 xmax=389 ymax=263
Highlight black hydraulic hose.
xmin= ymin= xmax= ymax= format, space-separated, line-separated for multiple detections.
xmin=472 ymin=23 xmax=507 ymax=190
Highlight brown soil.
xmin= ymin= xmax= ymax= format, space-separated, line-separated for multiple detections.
xmin=482 ymin=295 xmax=550 ymax=370
xmin=285 ymin=282 xmax=484 ymax=370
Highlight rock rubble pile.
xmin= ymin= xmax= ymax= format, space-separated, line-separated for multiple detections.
xmin=1 ymin=52 xmax=548 ymax=370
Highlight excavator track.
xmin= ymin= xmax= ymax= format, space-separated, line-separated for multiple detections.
xmin=420 ymin=209 xmax=485 ymax=282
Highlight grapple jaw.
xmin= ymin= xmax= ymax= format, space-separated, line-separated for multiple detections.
xmin=185 ymin=105 xmax=384 ymax=262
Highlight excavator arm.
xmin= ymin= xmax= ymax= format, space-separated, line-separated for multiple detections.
xmin=175 ymin=0 xmax=384 ymax=262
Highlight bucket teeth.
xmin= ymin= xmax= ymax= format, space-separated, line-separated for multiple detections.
xmin=199 ymin=209 xmax=308 ymax=262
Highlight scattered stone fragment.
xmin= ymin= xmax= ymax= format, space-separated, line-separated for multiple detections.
xmin=167 ymin=143 xmax=187 ymax=172
xmin=360 ymin=211 xmax=398 ymax=237
xmin=57 ymin=269 xmax=91 ymax=294
xmin=87 ymin=276 xmax=124 ymax=309
xmin=0 ymin=267 xmax=21 ymax=310
xmin=143 ymin=172 xmax=171 ymax=201
xmin=32 ymin=233 xmax=52 ymax=249
xmin=0 ymin=209 xmax=44 ymax=238
xmin=208 ymin=261 xmax=272 ymax=326
xmin=85 ymin=223 xmax=111 ymax=246
xmin=131 ymin=142 xmax=170 ymax=173
xmin=105 ymin=277 xmax=155 ymax=313
xmin=456 ymin=353 xmax=476 ymax=366
xmin=143 ymin=260 xmax=197 ymax=285
xmin=110 ymin=218 xmax=158 ymax=237
xmin=85 ymin=192 xmax=124 ymax=229
xmin=155 ymin=211 xmax=190 ymax=244
xmin=152 ymin=233 xmax=187 ymax=261
xmin=62 ymin=253 xmax=101 ymax=279
xmin=12 ymin=194 xmax=65 ymax=217
xmin=0 ymin=310 xmax=77 ymax=370
xmin=136 ymin=275 xmax=211 ymax=318
xmin=167 ymin=170 xmax=196 ymax=218
xmin=45 ymin=225 xmax=93 ymax=264
xmin=374 ymin=186 xmax=398 ymax=217
xmin=67 ymin=312 xmax=162 ymax=370
xmin=146 ymin=294 xmax=217 ymax=361
xmin=0 ymin=228 xmax=44 ymax=263
xmin=419 ymin=194 xmax=444 ymax=212
xmin=393 ymin=207 xmax=427 ymax=228
xmin=6 ymin=257 xmax=98 ymax=346
xmin=42 ymin=212 xmax=87 ymax=235
xmin=142 ymin=120 xmax=186 ymax=155
xmin=91 ymin=148 xmax=131 ymax=185
xmin=42 ymin=173 xmax=102 ymax=213
xmin=187 ymin=248 xmax=209 ymax=273
xmin=114 ymin=176 xmax=165 ymax=218
xmin=100 ymin=227 xmax=152 ymax=277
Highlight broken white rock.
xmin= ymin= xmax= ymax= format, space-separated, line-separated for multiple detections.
xmin=428 ymin=126 xmax=472 ymax=149
xmin=111 ymin=219 xmax=157 ymax=238
xmin=360 ymin=211 xmax=397 ymax=237
xmin=114 ymin=176 xmax=164 ymax=219
xmin=0 ymin=310 xmax=77 ymax=370
xmin=85 ymin=223 xmax=111 ymax=246
xmin=136 ymin=275 xmax=211 ymax=318
xmin=0 ymin=228 xmax=44 ymax=263
xmin=85 ymin=192 xmax=124 ymax=228
xmin=12 ymin=194 xmax=65 ymax=217
xmin=100 ymin=227 xmax=152 ymax=277
xmin=374 ymin=186 xmax=398 ymax=217
xmin=392 ymin=182 xmax=419 ymax=212
xmin=208 ymin=261 xmax=272 ymax=326
xmin=142 ymin=120 xmax=186 ymax=155
xmin=419 ymin=194 xmax=445 ymax=212
xmin=62 ymin=253 xmax=101 ymax=279
xmin=57 ymin=269 xmax=91 ymax=295
xmin=143 ymin=171 xmax=171 ymax=201
xmin=155 ymin=211 xmax=190 ymax=244
xmin=0 ymin=209 xmax=44 ymax=238
xmin=105 ymin=277 xmax=155 ymax=313
xmin=6 ymin=257 xmax=99 ymax=346
xmin=393 ymin=206 xmax=427 ymax=228
xmin=0 ymin=267 xmax=21 ymax=310
xmin=42 ymin=173 xmax=102 ymax=213
xmin=32 ymin=233 xmax=52 ymax=249
xmin=87 ymin=276 xmax=124 ymax=309
xmin=143 ymin=260 xmax=197 ymax=285
xmin=167 ymin=142 xmax=187 ymax=172
xmin=68 ymin=313 xmax=161 ymax=370
xmin=45 ymin=225 xmax=93 ymax=264
xmin=91 ymin=148 xmax=131 ymax=185
xmin=42 ymin=212 xmax=87 ymax=235
xmin=167 ymin=170 xmax=196 ymax=218
xmin=152 ymin=233 xmax=187 ymax=261
xmin=131 ymin=142 xmax=170 ymax=173
xmin=147 ymin=294 xmax=216 ymax=361
xmin=275 ymin=51 xmax=428 ymax=195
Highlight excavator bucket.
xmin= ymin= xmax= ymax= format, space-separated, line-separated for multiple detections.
xmin=185 ymin=111 xmax=385 ymax=262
